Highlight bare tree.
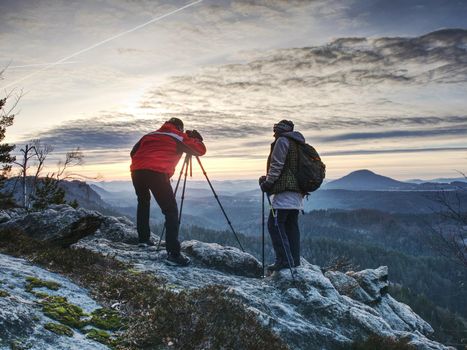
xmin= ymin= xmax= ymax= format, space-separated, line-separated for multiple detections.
xmin=54 ymin=147 xmax=84 ymax=181
xmin=25 ymin=145 xmax=88 ymax=210
xmin=31 ymin=139 xmax=53 ymax=192
xmin=12 ymin=144 xmax=36 ymax=208
xmin=429 ymin=174 xmax=467 ymax=268
xmin=32 ymin=140 xmax=54 ymax=179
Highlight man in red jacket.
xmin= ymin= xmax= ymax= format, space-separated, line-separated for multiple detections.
xmin=130 ymin=117 xmax=206 ymax=266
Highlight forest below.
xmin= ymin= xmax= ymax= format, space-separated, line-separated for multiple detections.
xmin=167 ymin=208 xmax=467 ymax=349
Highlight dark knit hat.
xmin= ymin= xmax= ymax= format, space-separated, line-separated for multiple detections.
xmin=167 ymin=117 xmax=184 ymax=132
xmin=273 ymin=120 xmax=294 ymax=134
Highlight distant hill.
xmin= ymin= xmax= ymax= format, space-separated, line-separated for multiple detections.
xmin=3 ymin=177 xmax=111 ymax=212
xmin=407 ymin=177 xmax=467 ymax=184
xmin=324 ymin=169 xmax=416 ymax=190
xmin=89 ymin=179 xmax=258 ymax=195
xmin=323 ymin=170 xmax=467 ymax=191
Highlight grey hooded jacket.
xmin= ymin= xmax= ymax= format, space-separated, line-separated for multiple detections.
xmin=266 ymin=131 xmax=305 ymax=210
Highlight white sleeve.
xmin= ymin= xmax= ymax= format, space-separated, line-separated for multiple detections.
xmin=266 ymin=137 xmax=289 ymax=183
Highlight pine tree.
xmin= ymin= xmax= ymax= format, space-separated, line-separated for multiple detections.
xmin=0 ymin=95 xmax=17 ymax=208
xmin=31 ymin=176 xmax=66 ymax=210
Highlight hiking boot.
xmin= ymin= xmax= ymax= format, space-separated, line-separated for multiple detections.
xmin=138 ymin=240 xmax=155 ymax=248
xmin=267 ymin=261 xmax=289 ymax=272
xmin=166 ymin=253 xmax=191 ymax=267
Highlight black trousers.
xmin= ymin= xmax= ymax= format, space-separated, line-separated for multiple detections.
xmin=131 ymin=169 xmax=180 ymax=255
xmin=267 ymin=209 xmax=300 ymax=266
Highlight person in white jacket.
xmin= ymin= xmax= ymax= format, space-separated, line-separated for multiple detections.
xmin=259 ymin=120 xmax=305 ymax=271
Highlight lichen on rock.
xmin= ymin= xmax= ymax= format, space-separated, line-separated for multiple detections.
xmin=86 ymin=328 xmax=116 ymax=347
xmin=24 ymin=276 xmax=61 ymax=293
xmin=40 ymin=295 xmax=87 ymax=329
xmin=90 ymin=308 xmax=125 ymax=330
xmin=44 ymin=322 xmax=74 ymax=337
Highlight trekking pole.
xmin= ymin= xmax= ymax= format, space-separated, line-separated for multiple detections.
xmin=195 ymin=156 xmax=245 ymax=252
xmin=156 ymin=154 xmax=190 ymax=251
xmin=262 ymin=191 xmax=265 ymax=277
xmin=266 ymin=195 xmax=296 ymax=282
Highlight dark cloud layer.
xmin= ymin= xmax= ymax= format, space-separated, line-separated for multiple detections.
xmin=26 ymin=113 xmax=467 ymax=155
xmin=320 ymin=125 xmax=467 ymax=142
xmin=322 ymin=147 xmax=467 ymax=157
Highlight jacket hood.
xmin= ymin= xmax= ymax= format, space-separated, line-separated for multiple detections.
xmin=158 ymin=122 xmax=183 ymax=135
xmin=280 ymin=131 xmax=305 ymax=143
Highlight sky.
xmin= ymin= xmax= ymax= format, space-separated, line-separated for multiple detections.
xmin=1 ymin=0 xmax=467 ymax=181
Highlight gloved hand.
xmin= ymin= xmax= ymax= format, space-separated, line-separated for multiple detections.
xmin=187 ymin=129 xmax=203 ymax=141
xmin=259 ymin=175 xmax=273 ymax=193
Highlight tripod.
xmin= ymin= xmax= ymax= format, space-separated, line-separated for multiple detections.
xmin=156 ymin=153 xmax=245 ymax=252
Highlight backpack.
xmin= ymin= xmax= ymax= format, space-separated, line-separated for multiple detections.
xmin=294 ymin=141 xmax=326 ymax=193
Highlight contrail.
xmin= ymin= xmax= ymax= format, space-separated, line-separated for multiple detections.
xmin=3 ymin=0 xmax=203 ymax=89
xmin=8 ymin=61 xmax=78 ymax=69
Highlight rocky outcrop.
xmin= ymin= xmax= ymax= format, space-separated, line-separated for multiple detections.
xmin=182 ymin=240 xmax=262 ymax=277
xmin=0 ymin=205 xmax=103 ymax=247
xmin=0 ymin=205 xmax=455 ymax=350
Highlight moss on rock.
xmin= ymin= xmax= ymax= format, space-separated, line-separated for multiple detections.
xmin=90 ymin=308 xmax=125 ymax=330
xmin=32 ymin=291 xmax=50 ymax=299
xmin=0 ymin=289 xmax=9 ymax=297
xmin=41 ymin=295 xmax=87 ymax=329
xmin=1 ymin=228 xmax=288 ymax=350
xmin=86 ymin=328 xmax=116 ymax=347
xmin=9 ymin=340 xmax=32 ymax=350
xmin=44 ymin=322 xmax=74 ymax=337
xmin=25 ymin=276 xmax=61 ymax=293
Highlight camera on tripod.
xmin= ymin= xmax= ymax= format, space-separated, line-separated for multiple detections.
xmin=186 ymin=130 xmax=203 ymax=141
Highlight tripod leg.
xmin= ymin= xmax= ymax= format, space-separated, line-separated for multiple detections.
xmin=157 ymin=154 xmax=189 ymax=251
xmin=174 ymin=154 xmax=190 ymax=195
xmin=195 ymin=156 xmax=244 ymax=252
xmin=178 ymin=155 xmax=190 ymax=224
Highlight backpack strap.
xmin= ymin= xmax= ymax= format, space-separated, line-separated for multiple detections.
xmin=146 ymin=131 xmax=184 ymax=142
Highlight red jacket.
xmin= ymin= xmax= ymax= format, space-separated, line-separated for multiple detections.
xmin=130 ymin=122 xmax=206 ymax=177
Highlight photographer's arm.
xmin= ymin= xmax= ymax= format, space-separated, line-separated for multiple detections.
xmin=178 ymin=131 xmax=206 ymax=156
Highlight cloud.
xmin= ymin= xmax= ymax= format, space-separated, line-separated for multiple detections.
xmin=22 ymin=29 xmax=467 ymax=162
xmin=13 ymin=28 xmax=467 ymax=177
xmin=322 ymin=146 xmax=467 ymax=156
xmin=319 ymin=125 xmax=467 ymax=142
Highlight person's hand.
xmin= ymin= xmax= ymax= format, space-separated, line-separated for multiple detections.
xmin=261 ymin=181 xmax=274 ymax=193
xmin=187 ymin=129 xmax=203 ymax=141
xmin=259 ymin=176 xmax=273 ymax=192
